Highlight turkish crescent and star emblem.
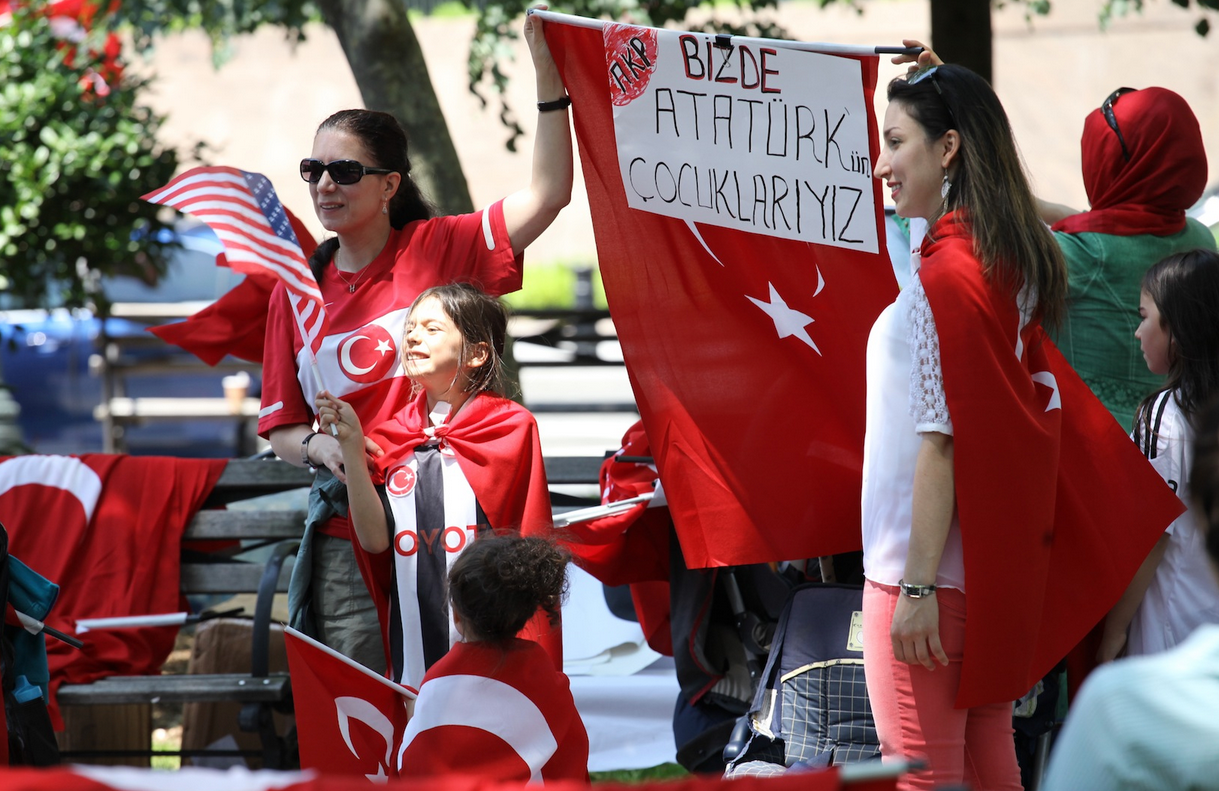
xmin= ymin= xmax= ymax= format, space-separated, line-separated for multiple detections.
xmin=387 ymin=466 xmax=417 ymax=498
xmin=338 ymin=324 xmax=398 ymax=384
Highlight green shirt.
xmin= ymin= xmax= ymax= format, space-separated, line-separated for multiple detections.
xmin=1052 ymin=218 xmax=1216 ymax=430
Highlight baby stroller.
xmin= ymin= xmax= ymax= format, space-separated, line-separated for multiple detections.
xmin=724 ymin=580 xmax=880 ymax=776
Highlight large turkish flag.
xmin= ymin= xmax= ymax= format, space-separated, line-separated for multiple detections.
xmin=544 ymin=17 xmax=897 ymax=568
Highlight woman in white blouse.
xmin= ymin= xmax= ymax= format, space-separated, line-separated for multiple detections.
xmin=861 ymin=64 xmax=1068 ymax=791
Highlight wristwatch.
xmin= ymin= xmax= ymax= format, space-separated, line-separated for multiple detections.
xmin=301 ymin=431 xmax=321 ymax=471
xmin=898 ymin=579 xmax=937 ymax=599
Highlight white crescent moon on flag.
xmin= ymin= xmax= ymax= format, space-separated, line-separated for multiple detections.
xmin=0 ymin=456 xmax=102 ymax=524
xmin=339 ymin=333 xmax=378 ymax=375
xmin=336 ymin=695 xmax=396 ymax=779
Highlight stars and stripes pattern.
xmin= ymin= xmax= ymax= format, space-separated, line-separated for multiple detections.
xmin=142 ymin=166 xmax=327 ymax=354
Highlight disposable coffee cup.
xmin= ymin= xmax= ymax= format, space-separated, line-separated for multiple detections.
xmin=222 ymin=371 xmax=251 ymax=414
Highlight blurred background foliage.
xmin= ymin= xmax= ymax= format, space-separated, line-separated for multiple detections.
xmin=0 ymin=4 xmax=180 ymax=314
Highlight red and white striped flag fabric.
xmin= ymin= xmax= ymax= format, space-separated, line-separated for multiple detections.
xmin=142 ymin=166 xmax=327 ymax=354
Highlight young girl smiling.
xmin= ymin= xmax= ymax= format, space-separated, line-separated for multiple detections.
xmin=316 ymin=283 xmax=558 ymax=690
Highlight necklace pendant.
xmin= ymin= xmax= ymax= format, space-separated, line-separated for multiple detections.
xmin=349 ymin=283 xmax=356 ymax=293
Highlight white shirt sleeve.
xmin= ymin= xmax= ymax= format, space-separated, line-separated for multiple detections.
xmin=907 ymin=274 xmax=953 ymax=435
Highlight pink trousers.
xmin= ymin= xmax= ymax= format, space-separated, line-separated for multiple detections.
xmin=862 ymin=580 xmax=1022 ymax=791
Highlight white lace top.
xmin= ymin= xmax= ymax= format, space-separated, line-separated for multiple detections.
xmin=906 ymin=274 xmax=953 ymax=435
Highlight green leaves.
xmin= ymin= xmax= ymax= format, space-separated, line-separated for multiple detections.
xmin=0 ymin=8 xmax=180 ymax=313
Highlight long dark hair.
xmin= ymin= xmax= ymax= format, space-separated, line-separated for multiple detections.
xmin=406 ymin=283 xmax=510 ymax=398
xmin=448 ymin=533 xmax=569 ymax=644
xmin=888 ymin=65 xmax=1068 ymax=329
xmin=307 ymin=109 xmax=434 ymax=279
xmin=1191 ymin=396 xmax=1219 ymax=565
xmin=1133 ymin=249 xmax=1219 ymax=447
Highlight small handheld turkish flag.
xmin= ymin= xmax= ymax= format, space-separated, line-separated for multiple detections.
xmin=284 ymin=627 xmax=414 ymax=780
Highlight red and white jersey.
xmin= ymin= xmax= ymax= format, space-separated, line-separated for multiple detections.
xmin=384 ymin=438 xmax=482 ymax=692
xmin=396 ymin=639 xmax=589 ymax=783
xmin=258 ymin=201 xmax=522 ymax=437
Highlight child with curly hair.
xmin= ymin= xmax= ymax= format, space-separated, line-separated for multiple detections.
xmin=396 ymin=533 xmax=589 ymax=781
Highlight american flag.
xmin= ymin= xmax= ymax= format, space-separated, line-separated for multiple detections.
xmin=142 ymin=166 xmax=327 ymax=355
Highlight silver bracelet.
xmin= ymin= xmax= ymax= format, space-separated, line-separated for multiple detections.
xmin=898 ymin=579 xmax=937 ymax=599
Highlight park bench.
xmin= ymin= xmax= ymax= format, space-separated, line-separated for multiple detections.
xmin=54 ymin=453 xmax=606 ymax=768
xmin=91 ymin=303 xmax=637 ymax=455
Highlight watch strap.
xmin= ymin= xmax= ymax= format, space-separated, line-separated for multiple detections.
xmin=537 ymin=95 xmax=572 ymax=112
xmin=898 ymin=579 xmax=937 ymax=599
xmin=301 ymin=431 xmax=321 ymax=468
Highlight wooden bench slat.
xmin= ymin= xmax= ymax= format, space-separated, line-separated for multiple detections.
xmin=214 ymin=459 xmax=314 ymax=488
xmin=58 ymin=673 xmax=290 ymax=705
xmin=180 ymin=563 xmax=290 ymax=594
xmin=544 ymin=455 xmax=608 ymax=484
xmin=184 ymin=510 xmax=306 ymax=540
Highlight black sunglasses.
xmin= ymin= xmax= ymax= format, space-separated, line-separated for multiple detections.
xmin=907 ymin=66 xmax=958 ymax=129
xmin=1101 ymin=87 xmax=1137 ymax=162
xmin=300 ymin=158 xmax=395 ymax=185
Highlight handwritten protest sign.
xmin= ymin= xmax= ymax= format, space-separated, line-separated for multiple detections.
xmin=605 ymin=25 xmax=878 ymax=254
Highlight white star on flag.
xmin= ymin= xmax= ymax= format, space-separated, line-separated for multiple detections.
xmin=375 ymin=338 xmax=394 ymax=356
xmin=747 ymin=282 xmax=821 ymax=355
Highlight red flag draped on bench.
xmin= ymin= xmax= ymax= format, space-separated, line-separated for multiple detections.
xmin=542 ymin=15 xmax=898 ymax=567
xmin=0 ymin=454 xmax=224 ymax=728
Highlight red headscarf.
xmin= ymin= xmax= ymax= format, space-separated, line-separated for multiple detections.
xmin=1052 ymin=87 xmax=1207 ymax=237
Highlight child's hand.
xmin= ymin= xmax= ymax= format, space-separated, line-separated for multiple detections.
xmin=315 ymin=390 xmax=365 ymax=452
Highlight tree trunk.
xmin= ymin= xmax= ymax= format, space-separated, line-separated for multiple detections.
xmin=317 ymin=0 xmax=474 ymax=215
xmin=930 ymin=0 xmax=992 ymax=85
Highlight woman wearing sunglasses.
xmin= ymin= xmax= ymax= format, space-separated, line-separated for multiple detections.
xmin=863 ymin=63 xmax=1177 ymax=790
xmin=256 ymin=10 xmax=572 ymax=673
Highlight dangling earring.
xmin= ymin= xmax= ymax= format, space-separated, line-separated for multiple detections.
xmin=381 ymin=198 xmax=388 ymax=216
xmin=941 ymin=170 xmax=952 ymax=200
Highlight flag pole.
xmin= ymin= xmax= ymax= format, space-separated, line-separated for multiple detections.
xmin=530 ymin=9 xmax=920 ymax=58
xmin=289 ymin=311 xmax=336 ymax=436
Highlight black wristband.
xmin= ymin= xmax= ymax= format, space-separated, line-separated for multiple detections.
xmin=301 ymin=431 xmax=321 ymax=469
xmin=537 ymin=95 xmax=572 ymax=112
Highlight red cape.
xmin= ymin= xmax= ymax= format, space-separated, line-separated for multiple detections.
xmin=1052 ymin=87 xmax=1207 ymax=237
xmin=919 ymin=213 xmax=1184 ymax=707
xmin=361 ymin=391 xmax=561 ymax=668
xmin=398 ymin=639 xmax=589 ymax=783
